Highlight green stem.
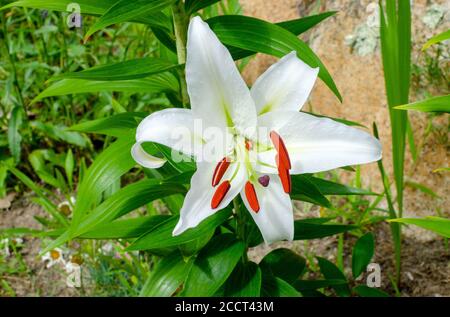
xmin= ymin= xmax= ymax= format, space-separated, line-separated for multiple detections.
xmin=373 ymin=123 xmax=402 ymax=287
xmin=337 ymin=233 xmax=344 ymax=271
xmin=172 ymin=1 xmax=190 ymax=107
xmin=233 ymin=198 xmax=248 ymax=262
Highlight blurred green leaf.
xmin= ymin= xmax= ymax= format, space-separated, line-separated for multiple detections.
xmin=181 ymin=234 xmax=245 ymax=296
xmin=81 ymin=215 xmax=170 ymax=239
xmin=33 ymin=73 xmax=179 ymax=102
xmin=127 ymin=208 xmax=232 ymax=251
xmin=261 ymin=271 xmax=300 ymax=297
xmin=294 ymin=219 xmax=357 ymax=240
xmin=185 ymin=0 xmax=221 ymax=15
xmin=55 ymin=58 xmax=177 ymax=81
xmin=140 ymin=251 xmax=194 ymax=297
xmin=294 ymin=279 xmax=347 ymax=292
xmin=352 ymin=232 xmax=375 ymax=279
xmin=74 ymin=178 xmax=186 ymax=237
xmin=306 ymin=176 xmax=377 ymax=196
xmin=224 ymin=261 xmax=261 ymax=297
xmin=317 ymin=257 xmax=350 ymax=297
xmin=1 ymin=0 xmax=171 ymax=29
xmin=8 ymin=106 xmax=23 ymax=163
xmin=65 ymin=149 xmax=74 ymax=188
xmin=353 ymin=285 xmax=389 ymax=297
xmin=31 ymin=121 xmax=88 ymax=147
xmin=422 ymin=29 xmax=450 ymax=50
xmin=260 ymin=248 xmax=306 ymax=284
xmin=70 ymin=138 xmax=135 ymax=233
xmin=70 ymin=112 xmax=146 ymax=137
xmin=85 ymin=0 xmax=176 ymax=39
xmin=405 ymin=180 xmax=440 ymax=198
xmin=291 ymin=175 xmax=331 ymax=207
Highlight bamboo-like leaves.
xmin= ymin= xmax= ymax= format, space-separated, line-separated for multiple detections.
xmin=181 ymin=234 xmax=245 ymax=296
xmin=55 ymin=58 xmax=177 ymax=81
xmin=33 ymin=73 xmax=179 ymax=102
xmin=0 ymin=0 xmax=171 ymax=30
xmin=395 ymin=95 xmax=450 ymax=113
xmin=389 ymin=217 xmax=450 ymax=238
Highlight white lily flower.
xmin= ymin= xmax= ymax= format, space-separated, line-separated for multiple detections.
xmin=131 ymin=17 xmax=382 ymax=244
xmin=41 ymin=248 xmax=65 ymax=268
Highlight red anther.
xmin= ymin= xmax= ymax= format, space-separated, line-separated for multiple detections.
xmin=270 ymin=131 xmax=291 ymax=170
xmin=277 ymin=165 xmax=291 ymax=194
xmin=212 ymin=157 xmax=231 ymax=187
xmin=245 ymin=139 xmax=253 ymax=151
xmin=211 ymin=181 xmax=231 ymax=209
xmin=245 ymin=181 xmax=260 ymax=213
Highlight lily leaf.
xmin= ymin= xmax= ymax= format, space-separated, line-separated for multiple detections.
xmin=70 ymin=112 xmax=147 ymax=137
xmin=33 ymin=74 xmax=179 ymax=102
xmin=81 ymin=215 xmax=170 ymax=239
xmin=317 ymin=257 xmax=351 ymax=297
xmin=294 ymin=219 xmax=357 ymax=240
xmin=0 ymin=0 xmax=171 ymax=30
xmin=127 ymin=208 xmax=232 ymax=251
xmin=54 ymin=58 xmax=177 ymax=81
xmin=260 ymin=248 xmax=306 ymax=284
xmin=140 ymin=251 xmax=194 ymax=297
xmin=208 ymin=15 xmax=342 ymax=102
xmin=352 ymin=233 xmax=375 ymax=279
xmin=181 ymin=234 xmax=245 ymax=296
xmin=85 ymin=0 xmax=176 ymax=39
xmin=224 ymin=261 xmax=261 ymax=297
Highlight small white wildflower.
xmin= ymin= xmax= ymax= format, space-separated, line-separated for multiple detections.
xmin=41 ymin=248 xmax=65 ymax=268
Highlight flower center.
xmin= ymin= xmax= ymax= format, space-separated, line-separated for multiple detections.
xmin=50 ymin=250 xmax=61 ymax=260
xmin=210 ymin=131 xmax=292 ymax=211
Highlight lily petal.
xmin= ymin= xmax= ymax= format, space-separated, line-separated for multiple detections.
xmin=251 ymin=51 xmax=319 ymax=115
xmin=132 ymin=108 xmax=202 ymax=169
xmin=186 ymin=16 xmax=257 ymax=137
xmin=241 ymin=177 xmax=294 ymax=244
xmin=173 ymin=161 xmax=246 ymax=236
xmin=257 ymin=111 xmax=382 ymax=174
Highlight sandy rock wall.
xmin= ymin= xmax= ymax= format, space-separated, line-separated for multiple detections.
xmin=240 ymin=0 xmax=449 ymax=225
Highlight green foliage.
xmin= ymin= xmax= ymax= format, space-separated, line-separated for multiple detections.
xmin=389 ymin=217 xmax=450 ymax=238
xmin=351 ymin=233 xmax=375 ymax=279
xmin=395 ymin=95 xmax=450 ymax=113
